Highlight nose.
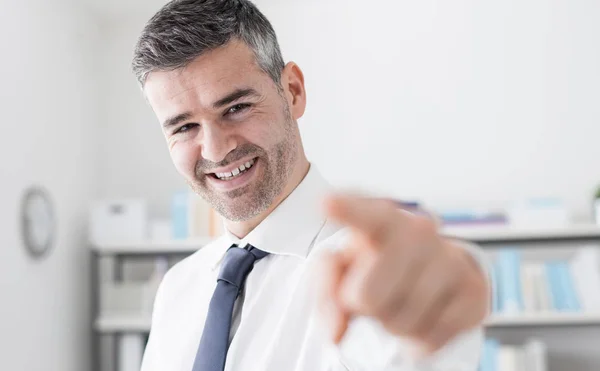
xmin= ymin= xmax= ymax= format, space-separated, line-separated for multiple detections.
xmin=200 ymin=124 xmax=237 ymax=163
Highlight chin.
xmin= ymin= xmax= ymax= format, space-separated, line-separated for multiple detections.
xmin=215 ymin=191 xmax=271 ymax=222
xmin=218 ymin=202 xmax=263 ymax=222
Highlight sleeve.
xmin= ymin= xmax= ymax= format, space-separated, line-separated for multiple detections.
xmin=337 ymin=318 xmax=484 ymax=371
xmin=325 ymin=231 xmax=489 ymax=371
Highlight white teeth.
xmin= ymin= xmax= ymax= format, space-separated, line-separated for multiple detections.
xmin=214 ymin=159 xmax=256 ymax=180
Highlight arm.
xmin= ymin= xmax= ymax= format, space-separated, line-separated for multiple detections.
xmin=320 ymin=196 xmax=491 ymax=370
xmin=338 ymin=316 xmax=484 ymax=370
xmin=331 ymin=241 xmax=488 ymax=370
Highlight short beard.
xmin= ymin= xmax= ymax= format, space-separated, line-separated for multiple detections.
xmin=187 ymin=106 xmax=298 ymax=222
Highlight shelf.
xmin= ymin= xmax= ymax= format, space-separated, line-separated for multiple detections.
xmin=443 ymin=224 xmax=600 ymax=244
xmin=89 ymin=224 xmax=600 ymax=255
xmin=91 ymin=237 xmax=213 ymax=255
xmin=95 ymin=313 xmax=152 ymax=333
xmin=485 ymin=312 xmax=600 ymax=327
xmin=95 ymin=312 xmax=600 ymax=333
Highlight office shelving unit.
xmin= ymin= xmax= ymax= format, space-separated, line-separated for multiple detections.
xmin=443 ymin=223 xmax=600 ymax=244
xmin=444 ymin=223 xmax=600 ymax=371
xmin=90 ymin=238 xmax=212 ymax=371
xmin=91 ymin=224 xmax=600 ymax=371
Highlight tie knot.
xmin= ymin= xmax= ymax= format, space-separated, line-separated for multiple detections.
xmin=217 ymin=245 xmax=269 ymax=289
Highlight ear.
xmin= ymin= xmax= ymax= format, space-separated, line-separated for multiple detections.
xmin=281 ymin=62 xmax=307 ymax=120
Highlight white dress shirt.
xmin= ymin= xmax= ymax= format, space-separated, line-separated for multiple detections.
xmin=141 ymin=166 xmax=484 ymax=371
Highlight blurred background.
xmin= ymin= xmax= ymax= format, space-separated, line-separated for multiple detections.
xmin=1 ymin=0 xmax=600 ymax=370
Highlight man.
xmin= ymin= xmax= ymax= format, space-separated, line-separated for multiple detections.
xmin=132 ymin=0 xmax=490 ymax=370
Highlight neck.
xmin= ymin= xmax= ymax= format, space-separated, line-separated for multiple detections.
xmin=225 ymin=157 xmax=310 ymax=238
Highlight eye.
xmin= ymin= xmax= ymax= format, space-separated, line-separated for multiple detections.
xmin=174 ymin=123 xmax=199 ymax=134
xmin=225 ymin=103 xmax=251 ymax=116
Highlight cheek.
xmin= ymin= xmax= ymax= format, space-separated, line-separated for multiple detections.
xmin=243 ymin=118 xmax=281 ymax=148
xmin=170 ymin=142 xmax=200 ymax=180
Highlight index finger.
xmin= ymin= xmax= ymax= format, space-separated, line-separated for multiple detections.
xmin=323 ymin=194 xmax=400 ymax=242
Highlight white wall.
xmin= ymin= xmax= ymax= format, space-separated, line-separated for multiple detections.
xmin=98 ymin=13 xmax=186 ymax=219
xmin=99 ymin=0 xmax=600 ymax=221
xmin=0 ymin=1 xmax=100 ymax=370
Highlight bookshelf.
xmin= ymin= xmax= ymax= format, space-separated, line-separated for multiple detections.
xmin=486 ymin=313 xmax=600 ymax=327
xmin=457 ymin=224 xmax=600 ymax=371
xmin=442 ymin=223 xmax=600 ymax=244
xmin=90 ymin=237 xmax=212 ymax=255
xmin=90 ymin=224 xmax=600 ymax=255
xmin=90 ymin=238 xmax=213 ymax=371
xmin=93 ymin=312 xmax=600 ymax=334
xmin=95 ymin=314 xmax=152 ymax=333
xmin=91 ymin=224 xmax=600 ymax=371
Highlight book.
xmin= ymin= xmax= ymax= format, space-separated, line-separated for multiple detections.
xmin=481 ymin=339 xmax=548 ymax=371
xmin=498 ymin=345 xmax=520 ymax=371
xmin=557 ymin=262 xmax=581 ymax=312
xmin=524 ymin=339 xmax=548 ymax=371
xmin=491 ymin=247 xmax=598 ymax=316
xmin=480 ymin=339 xmax=499 ymax=371
xmin=491 ymin=263 xmax=502 ymax=313
xmin=530 ymin=263 xmax=552 ymax=312
xmin=521 ymin=263 xmax=537 ymax=313
xmin=118 ymin=334 xmax=144 ymax=371
xmin=570 ymin=247 xmax=600 ymax=312
xmin=172 ymin=191 xmax=223 ymax=240
xmin=497 ymin=250 xmax=523 ymax=314
xmin=546 ymin=262 xmax=564 ymax=311
xmin=172 ymin=191 xmax=189 ymax=239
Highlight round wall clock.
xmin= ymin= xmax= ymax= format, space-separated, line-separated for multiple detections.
xmin=20 ymin=186 xmax=56 ymax=259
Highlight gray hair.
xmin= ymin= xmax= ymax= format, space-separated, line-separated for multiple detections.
xmin=132 ymin=0 xmax=285 ymax=87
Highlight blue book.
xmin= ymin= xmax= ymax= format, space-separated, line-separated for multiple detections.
xmin=497 ymin=250 xmax=523 ymax=313
xmin=491 ymin=263 xmax=502 ymax=313
xmin=479 ymin=338 xmax=498 ymax=371
xmin=546 ymin=262 xmax=565 ymax=311
xmin=172 ymin=191 xmax=189 ymax=240
xmin=558 ymin=262 xmax=581 ymax=312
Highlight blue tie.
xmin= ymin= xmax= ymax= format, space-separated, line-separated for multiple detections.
xmin=192 ymin=244 xmax=269 ymax=371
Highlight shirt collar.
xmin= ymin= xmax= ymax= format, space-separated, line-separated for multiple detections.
xmin=211 ymin=164 xmax=330 ymax=270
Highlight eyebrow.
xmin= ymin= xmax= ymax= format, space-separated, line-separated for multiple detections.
xmin=162 ymin=112 xmax=193 ymax=129
xmin=161 ymin=88 xmax=260 ymax=129
xmin=212 ymin=88 xmax=260 ymax=109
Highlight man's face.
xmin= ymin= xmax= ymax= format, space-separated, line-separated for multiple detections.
xmin=144 ymin=40 xmax=300 ymax=221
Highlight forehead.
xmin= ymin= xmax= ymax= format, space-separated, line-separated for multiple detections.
xmin=144 ymin=40 xmax=268 ymax=119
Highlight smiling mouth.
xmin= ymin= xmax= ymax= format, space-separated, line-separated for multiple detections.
xmin=209 ymin=158 xmax=257 ymax=181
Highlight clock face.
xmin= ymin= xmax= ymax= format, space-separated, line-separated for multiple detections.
xmin=21 ymin=187 xmax=55 ymax=258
